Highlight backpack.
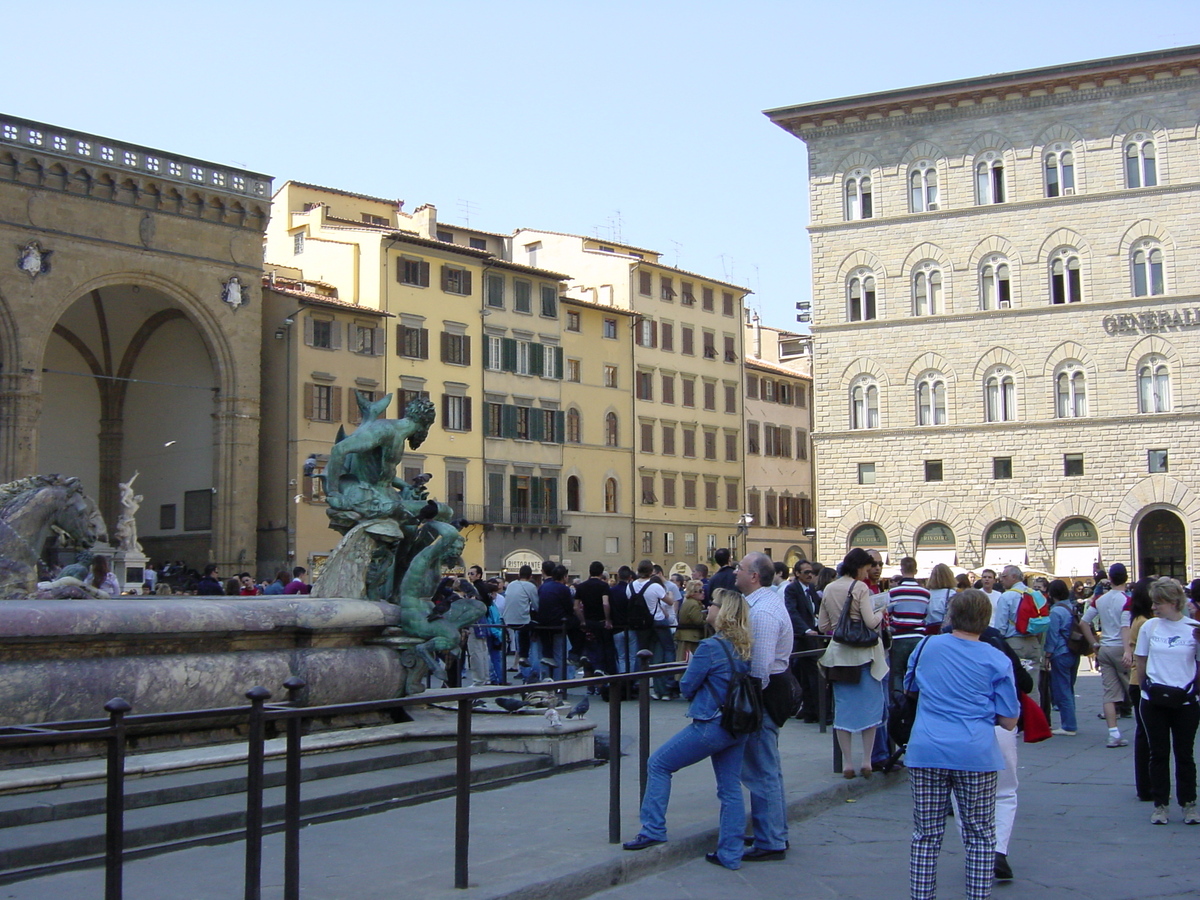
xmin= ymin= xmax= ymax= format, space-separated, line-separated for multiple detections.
xmin=1015 ymin=591 xmax=1051 ymax=635
xmin=625 ymin=581 xmax=657 ymax=631
xmin=714 ymin=638 xmax=764 ymax=735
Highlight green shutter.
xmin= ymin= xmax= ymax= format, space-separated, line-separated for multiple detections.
xmin=554 ymin=346 xmax=564 ymax=380
xmin=530 ymin=477 xmax=543 ymax=512
xmin=531 ymin=408 xmax=545 ymax=442
xmin=481 ymin=337 xmax=490 ymax=369
xmin=546 ymin=478 xmax=558 ymax=521
xmin=501 ymin=338 xmax=517 ymax=372
xmin=510 ymin=475 xmax=520 ymax=507
xmin=502 ymin=404 xmax=518 ymax=438
xmin=554 ymin=410 xmax=565 ymax=444
xmin=530 ymin=342 xmax=545 ymax=376
xmin=488 ymin=473 xmax=504 ymax=517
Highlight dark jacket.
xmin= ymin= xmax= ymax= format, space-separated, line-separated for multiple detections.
xmin=704 ymin=566 xmax=737 ymax=604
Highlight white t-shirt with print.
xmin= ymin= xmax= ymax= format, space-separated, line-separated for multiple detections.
xmin=1135 ymin=617 xmax=1200 ymax=689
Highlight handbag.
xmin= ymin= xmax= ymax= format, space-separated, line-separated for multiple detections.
xmin=1144 ymin=679 xmax=1196 ymax=709
xmin=1018 ymin=691 xmax=1052 ymax=742
xmin=763 ymin=669 xmax=803 ymax=727
xmin=832 ymin=586 xmax=879 ymax=648
xmin=715 ymin=638 xmax=764 ymax=735
xmin=887 ymin=637 xmax=930 ymax=747
xmin=824 ymin=664 xmax=862 ymax=683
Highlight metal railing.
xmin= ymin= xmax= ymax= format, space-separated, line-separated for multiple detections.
xmin=0 ymin=644 xmax=837 ymax=899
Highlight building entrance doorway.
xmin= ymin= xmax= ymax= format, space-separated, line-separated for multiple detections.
xmin=1137 ymin=509 xmax=1187 ymax=580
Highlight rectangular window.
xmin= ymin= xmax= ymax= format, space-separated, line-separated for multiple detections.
xmin=469 ymin=237 xmax=486 ymax=250
xmin=485 ymin=273 xmax=504 ymax=308
xmin=857 ymin=462 xmax=876 ymax=485
xmin=1064 ymin=453 xmax=1084 ymax=477
xmin=685 ymin=532 xmax=697 ymax=556
xmin=702 ymin=286 xmax=714 ymax=312
xmin=725 ymin=432 xmax=737 ymax=462
xmin=662 ymin=425 xmax=676 ymax=455
xmin=441 ymin=266 xmax=472 ymax=296
xmin=663 ymin=531 xmax=675 ymax=555
xmin=747 ymin=423 xmax=760 ymax=455
xmin=307 ymin=383 xmax=338 ymax=422
xmin=660 ymin=276 xmax=675 ymax=301
xmin=541 ymin=408 xmax=559 ymax=443
xmin=682 ymin=378 xmax=695 ymax=407
xmin=400 ymin=257 xmax=430 ymax=287
xmin=703 ymin=332 xmax=717 ymax=359
xmin=722 ymin=292 xmax=735 ymax=316
xmin=515 ymin=406 xmax=530 ymax=440
xmin=515 ymin=341 xmax=531 ymax=375
xmin=398 ymin=325 xmax=429 ymax=359
xmin=183 ymin=489 xmax=213 ymax=531
xmin=661 ymin=374 xmax=675 ymax=404
xmin=924 ymin=459 xmax=943 ymax=482
xmin=310 ymin=318 xmax=333 ymax=349
xmin=798 ymin=385 xmax=807 ymax=408
xmin=747 ymin=375 xmax=759 ymax=399
xmin=514 ymin=279 xmax=532 ymax=313
xmin=604 ymin=365 xmax=618 ymax=388
xmin=724 ymin=384 xmax=736 ymax=414
xmin=606 ymin=536 xmax=620 ymax=555
xmin=159 ymin=503 xmax=176 ymax=530
xmin=441 ymin=332 xmax=471 ymax=366
xmin=566 ymin=310 xmax=581 ymax=332
xmin=1148 ymin=449 xmax=1169 ymax=473
xmin=636 ymin=371 xmax=653 ymax=401
xmin=568 ymin=535 xmax=583 ymax=553
xmin=683 ymin=429 xmax=696 ymax=458
xmin=681 ymin=326 xmax=694 ymax=355
xmin=603 ymin=317 xmax=617 ymax=339
xmin=703 ymin=382 xmax=716 ymax=411
xmin=662 ymin=475 xmax=676 ymax=507
xmin=540 ymin=285 xmax=558 ymax=318
xmin=993 ymin=456 xmax=1012 ymax=479
xmin=641 ymin=475 xmax=657 ymax=505
xmin=486 ymin=402 xmax=503 ymax=437
xmin=703 ymin=431 xmax=716 ymax=460
xmin=642 ymin=530 xmax=653 ymax=553
xmin=704 ymin=481 xmax=718 ymax=510
xmin=437 ymin=231 xmax=453 ymax=243
xmin=485 ymin=336 xmax=503 ymax=371
xmin=683 ymin=479 xmax=697 ymax=509
xmin=639 ymin=271 xmax=653 ymax=296
xmin=442 ymin=395 xmax=472 ymax=432
xmin=636 ymin=319 xmax=658 ymax=348
xmin=796 ymin=428 xmax=808 ymax=460
xmin=660 ymin=322 xmax=674 ymax=351
xmin=681 ymin=282 xmax=695 ymax=306
xmin=640 ymin=422 xmax=654 ymax=453
xmin=748 ymin=491 xmax=760 ymax=523
xmin=566 ymin=358 xmax=581 ymax=383
xmin=353 ymin=324 xmax=381 ymax=355
xmin=293 ymin=232 xmax=305 ymax=255
xmin=763 ymin=380 xmax=776 ymax=402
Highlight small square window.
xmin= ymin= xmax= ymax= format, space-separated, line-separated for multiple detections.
xmin=1148 ymin=449 xmax=1169 ymax=473
xmin=1064 ymin=453 xmax=1084 ymax=477
xmin=857 ymin=463 xmax=876 ymax=485
xmin=993 ymin=457 xmax=1012 ymax=480
xmin=568 ymin=535 xmax=583 ymax=553
xmin=603 ymin=318 xmax=617 ymax=339
xmin=924 ymin=460 xmax=943 ymax=482
xmin=566 ymin=310 xmax=581 ymax=332
xmin=469 ymin=237 xmax=486 ymax=250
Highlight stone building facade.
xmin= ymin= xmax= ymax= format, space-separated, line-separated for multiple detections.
xmin=767 ymin=45 xmax=1200 ymax=580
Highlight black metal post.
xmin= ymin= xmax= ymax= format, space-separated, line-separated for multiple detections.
xmin=244 ymin=686 xmax=271 ymax=900
xmin=454 ymin=697 xmax=472 ymax=889
xmin=282 ymin=677 xmax=306 ymax=900
xmin=637 ymin=649 xmax=653 ymax=801
xmin=104 ymin=697 xmax=132 ymax=900
xmin=560 ymin=621 xmax=568 ymax=685
xmin=608 ymin=674 xmax=622 ymax=843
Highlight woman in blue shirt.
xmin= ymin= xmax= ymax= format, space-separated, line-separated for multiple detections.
xmin=906 ymin=589 xmax=1019 ymax=900
xmin=623 ymin=588 xmax=753 ymax=869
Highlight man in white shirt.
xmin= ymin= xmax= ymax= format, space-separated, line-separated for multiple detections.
xmin=631 ymin=560 xmax=674 ymax=700
xmin=1082 ymin=563 xmax=1132 ymax=748
xmin=979 ymin=568 xmax=1002 ymax=616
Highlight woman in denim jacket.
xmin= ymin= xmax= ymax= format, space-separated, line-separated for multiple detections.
xmin=1044 ymin=579 xmax=1080 ymax=735
xmin=623 ymin=588 xmax=753 ymax=868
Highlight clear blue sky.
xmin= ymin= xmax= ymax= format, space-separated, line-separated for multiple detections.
xmin=6 ymin=1 xmax=1199 ymax=328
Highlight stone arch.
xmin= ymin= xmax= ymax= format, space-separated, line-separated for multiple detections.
xmin=903 ymin=500 xmax=969 ymax=546
xmin=1040 ymin=340 xmax=1094 ymax=378
xmin=832 ymin=150 xmax=882 ymax=178
xmin=1116 ymin=218 xmax=1176 ymax=257
xmin=1123 ymin=334 xmax=1179 ymax=371
xmin=833 ymin=500 xmax=902 ymax=553
xmin=897 ymin=140 xmax=945 ymax=171
xmin=973 ymin=346 xmax=1024 ymax=380
xmin=1040 ymin=496 xmax=1110 ymax=545
xmin=839 ymin=356 xmax=890 ymax=388
xmin=972 ymin=496 xmax=1034 ymax=543
xmin=838 ymin=248 xmax=889 ymax=281
xmin=963 ymin=131 xmax=1015 ymax=159
xmin=1114 ymin=476 xmax=1200 ymax=531
xmin=901 ymin=242 xmax=953 ymax=273
xmin=969 ymin=235 xmax=1023 ymax=267
xmin=1037 ymin=227 xmax=1092 ymax=260
xmin=1111 ymin=112 xmax=1168 ymax=145
xmin=1032 ymin=122 xmax=1085 ymax=149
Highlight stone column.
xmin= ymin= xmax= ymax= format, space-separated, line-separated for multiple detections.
xmin=97 ymin=415 xmax=123 ymax=538
xmin=0 ymin=372 xmax=42 ymax=483
xmin=212 ymin=393 xmax=260 ymax=571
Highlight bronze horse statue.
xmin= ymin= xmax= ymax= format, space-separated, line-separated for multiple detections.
xmin=0 ymin=475 xmax=105 ymax=599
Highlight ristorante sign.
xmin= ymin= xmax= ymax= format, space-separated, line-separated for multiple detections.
xmin=1102 ymin=308 xmax=1200 ymax=335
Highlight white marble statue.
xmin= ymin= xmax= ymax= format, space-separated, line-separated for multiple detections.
xmin=114 ymin=471 xmax=143 ymax=554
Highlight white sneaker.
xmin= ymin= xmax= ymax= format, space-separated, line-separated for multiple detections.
xmin=1051 ymin=728 xmax=1076 ymax=736
xmin=1151 ymin=805 xmax=1169 ymax=825
xmin=1183 ymin=803 xmax=1199 ymax=825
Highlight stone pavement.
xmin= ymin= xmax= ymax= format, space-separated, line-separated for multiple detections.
xmin=590 ymin=661 xmax=1200 ymax=900
xmin=0 ymin=682 xmax=891 ymax=900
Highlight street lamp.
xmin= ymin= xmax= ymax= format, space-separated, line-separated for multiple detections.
xmin=736 ymin=512 xmax=755 ymax=556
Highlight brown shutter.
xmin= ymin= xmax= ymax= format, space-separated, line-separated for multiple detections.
xmin=650 ymin=321 xmax=658 ymax=348
xmin=419 ymin=328 xmax=429 ymax=359
xmin=375 ymin=326 xmax=384 ymax=356
xmin=395 ymin=324 xmax=404 ymax=353
xmin=463 ymin=396 xmax=472 ymax=431
xmin=440 ymin=331 xmax=449 ymax=362
xmin=462 ymin=270 xmax=473 ymax=296
xmin=348 ymin=390 xmax=362 ymax=425
xmin=331 ymin=387 xmax=342 ymax=422
xmin=462 ymin=335 xmax=471 ymax=366
xmin=441 ymin=265 xmax=451 ymax=291
xmin=441 ymin=394 xmax=450 ymax=429
xmin=419 ymin=260 xmax=430 ymax=287
xmin=303 ymin=316 xmax=314 ymax=346
xmin=303 ymin=382 xmax=315 ymax=419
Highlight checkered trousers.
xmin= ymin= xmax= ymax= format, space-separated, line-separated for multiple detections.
xmin=909 ymin=767 xmax=998 ymax=900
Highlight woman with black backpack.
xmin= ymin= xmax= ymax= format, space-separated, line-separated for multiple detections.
xmin=623 ymin=588 xmax=754 ymax=869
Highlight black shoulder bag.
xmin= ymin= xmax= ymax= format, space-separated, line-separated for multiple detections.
xmin=715 ymin=638 xmax=764 ymax=736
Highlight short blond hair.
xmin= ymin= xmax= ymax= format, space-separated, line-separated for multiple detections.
xmin=1149 ymin=577 xmax=1186 ymax=614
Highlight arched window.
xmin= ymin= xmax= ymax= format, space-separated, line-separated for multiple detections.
xmin=1138 ymin=355 xmax=1171 ymax=413
xmin=847 ymin=269 xmax=876 ymax=322
xmin=915 ymin=371 xmax=947 ymax=425
xmin=604 ymin=477 xmax=618 ymax=513
xmin=1131 ymin=240 xmax=1164 ymax=297
xmin=1044 ymin=143 xmax=1075 ymax=197
xmin=844 ymin=168 xmax=873 ymax=220
xmin=1125 ymin=134 xmax=1157 ymax=188
xmin=912 ymin=262 xmax=942 ymax=316
xmin=604 ymin=412 xmax=618 ymax=447
xmin=1054 ymin=361 xmax=1087 ymax=418
xmin=566 ymin=475 xmax=581 ymax=512
xmin=1049 ymin=247 xmax=1082 ymax=304
xmin=850 ymin=377 xmax=879 ymax=430
xmin=566 ymin=408 xmax=582 ymax=443
xmin=975 ymin=151 xmax=1005 ymax=204
xmin=909 ymin=160 xmax=938 ymax=212
xmin=980 ymin=255 xmax=1011 ymax=310
xmin=984 ymin=366 xmax=1016 ymax=422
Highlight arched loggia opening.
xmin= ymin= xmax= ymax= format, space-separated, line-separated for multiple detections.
xmin=1137 ymin=509 xmax=1187 ymax=580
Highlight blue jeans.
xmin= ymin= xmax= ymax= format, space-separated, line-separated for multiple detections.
xmin=638 ymin=626 xmax=677 ymax=696
xmin=741 ymin=714 xmax=788 ymax=851
xmin=1049 ymin=652 xmax=1079 ymax=732
xmin=613 ymin=630 xmax=640 ymax=674
xmin=638 ymin=719 xmax=748 ymax=867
